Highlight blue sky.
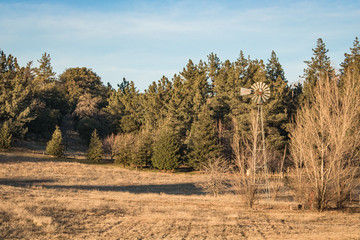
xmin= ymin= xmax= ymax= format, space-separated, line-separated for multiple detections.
xmin=1 ymin=0 xmax=359 ymax=91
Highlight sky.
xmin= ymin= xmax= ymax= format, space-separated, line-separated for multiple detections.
xmin=1 ymin=0 xmax=360 ymax=91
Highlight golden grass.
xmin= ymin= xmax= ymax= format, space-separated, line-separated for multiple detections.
xmin=1 ymin=150 xmax=360 ymax=239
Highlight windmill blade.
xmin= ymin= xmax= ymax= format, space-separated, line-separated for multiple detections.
xmin=250 ymin=82 xmax=271 ymax=104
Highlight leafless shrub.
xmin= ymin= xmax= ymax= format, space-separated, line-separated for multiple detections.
xmin=290 ymin=73 xmax=360 ymax=211
xmin=269 ymin=147 xmax=286 ymax=201
xmin=198 ymin=157 xmax=230 ymax=197
xmin=114 ymin=133 xmax=135 ymax=167
xmin=103 ymin=133 xmax=117 ymax=161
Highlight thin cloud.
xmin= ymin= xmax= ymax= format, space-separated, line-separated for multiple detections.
xmin=1 ymin=1 xmax=359 ymax=90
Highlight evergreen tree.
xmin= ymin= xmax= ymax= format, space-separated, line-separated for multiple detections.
xmin=341 ymin=37 xmax=360 ymax=75
xmin=188 ymin=104 xmax=222 ymax=170
xmin=0 ymin=122 xmax=12 ymax=150
xmin=46 ymin=126 xmax=64 ymax=157
xmin=106 ymin=88 xmax=125 ymax=133
xmin=0 ymin=54 xmax=36 ymax=138
xmin=301 ymin=38 xmax=334 ymax=103
xmin=266 ymin=50 xmax=286 ymax=84
xmin=118 ymin=81 xmax=143 ymax=133
xmin=132 ymin=130 xmax=153 ymax=169
xmin=27 ymin=53 xmax=68 ymax=138
xmin=264 ymin=51 xmax=292 ymax=157
xmin=87 ymin=129 xmax=104 ymax=163
xmin=114 ymin=133 xmax=134 ymax=166
xmin=59 ymin=67 xmax=107 ymax=111
xmin=106 ymin=80 xmax=142 ymax=133
xmin=33 ymin=52 xmax=56 ymax=89
xmin=166 ymin=74 xmax=192 ymax=138
xmin=210 ymin=59 xmax=232 ymax=122
xmin=143 ymin=76 xmax=172 ymax=131
xmin=151 ymin=128 xmax=180 ymax=170
xmin=206 ymin=52 xmax=221 ymax=96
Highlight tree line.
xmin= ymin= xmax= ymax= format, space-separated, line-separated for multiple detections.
xmin=1 ymin=37 xmax=360 ymax=175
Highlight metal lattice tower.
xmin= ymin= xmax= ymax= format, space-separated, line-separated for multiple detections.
xmin=240 ymin=82 xmax=271 ymax=200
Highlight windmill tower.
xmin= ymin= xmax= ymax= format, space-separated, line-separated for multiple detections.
xmin=240 ymin=82 xmax=271 ymax=199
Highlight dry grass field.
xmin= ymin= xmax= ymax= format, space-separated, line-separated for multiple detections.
xmin=1 ymin=149 xmax=360 ymax=239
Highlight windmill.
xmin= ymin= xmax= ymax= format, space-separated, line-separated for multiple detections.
xmin=240 ymin=82 xmax=271 ymax=199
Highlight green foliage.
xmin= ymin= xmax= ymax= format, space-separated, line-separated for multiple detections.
xmin=143 ymin=76 xmax=172 ymax=131
xmin=33 ymin=52 xmax=56 ymax=89
xmin=3 ymin=40 xmax=360 ymax=177
xmin=0 ymin=51 xmax=36 ymax=138
xmin=188 ymin=105 xmax=222 ymax=170
xmin=59 ymin=67 xmax=107 ymax=111
xmin=46 ymin=126 xmax=64 ymax=157
xmin=132 ymin=130 xmax=154 ymax=168
xmin=77 ymin=117 xmax=101 ymax=143
xmin=27 ymin=87 xmax=68 ymax=139
xmin=87 ymin=129 xmax=103 ymax=163
xmin=151 ymin=129 xmax=181 ymax=170
xmin=301 ymin=38 xmax=334 ymax=104
xmin=0 ymin=122 xmax=12 ymax=150
xmin=106 ymin=79 xmax=143 ymax=133
xmin=341 ymin=37 xmax=360 ymax=76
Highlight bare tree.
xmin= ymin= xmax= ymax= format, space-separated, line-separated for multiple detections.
xmin=290 ymin=73 xmax=360 ymax=211
xmin=269 ymin=147 xmax=286 ymax=201
xmin=103 ymin=133 xmax=117 ymax=161
xmin=198 ymin=157 xmax=230 ymax=197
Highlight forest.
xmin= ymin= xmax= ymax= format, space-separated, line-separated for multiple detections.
xmin=1 ymin=37 xmax=360 ymax=211
xmin=1 ymin=38 xmax=360 ymax=169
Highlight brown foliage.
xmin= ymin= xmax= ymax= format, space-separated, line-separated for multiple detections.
xmin=290 ymin=73 xmax=360 ymax=211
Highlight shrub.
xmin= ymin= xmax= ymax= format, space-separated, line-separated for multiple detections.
xmin=46 ymin=125 xmax=64 ymax=157
xmin=151 ymin=130 xmax=180 ymax=170
xmin=87 ymin=129 xmax=103 ymax=163
xmin=198 ymin=157 xmax=229 ymax=197
xmin=114 ymin=133 xmax=134 ymax=166
xmin=0 ymin=122 xmax=12 ymax=150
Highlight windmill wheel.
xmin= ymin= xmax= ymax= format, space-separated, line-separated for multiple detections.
xmin=251 ymin=82 xmax=270 ymax=104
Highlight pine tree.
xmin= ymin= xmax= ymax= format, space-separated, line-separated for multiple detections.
xmin=106 ymin=80 xmax=142 ymax=134
xmin=341 ymin=37 xmax=360 ymax=75
xmin=132 ymin=130 xmax=153 ymax=169
xmin=210 ymin=59 xmax=232 ymax=122
xmin=1 ymin=51 xmax=36 ymax=138
xmin=59 ymin=67 xmax=107 ymax=111
xmin=266 ymin=50 xmax=286 ymax=84
xmin=87 ymin=129 xmax=104 ymax=163
xmin=27 ymin=52 xmax=68 ymax=138
xmin=207 ymin=52 xmax=221 ymax=95
xmin=0 ymin=122 xmax=12 ymax=150
xmin=301 ymin=38 xmax=333 ymax=103
xmin=188 ymin=104 xmax=222 ymax=170
xmin=118 ymin=81 xmax=143 ymax=133
xmin=166 ymin=74 xmax=191 ymax=138
xmin=151 ymin=128 xmax=180 ymax=170
xmin=46 ymin=126 xmax=64 ymax=157
xmin=33 ymin=52 xmax=56 ymax=89
xmin=143 ymin=76 xmax=172 ymax=131
xmin=264 ymin=51 xmax=292 ymax=158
